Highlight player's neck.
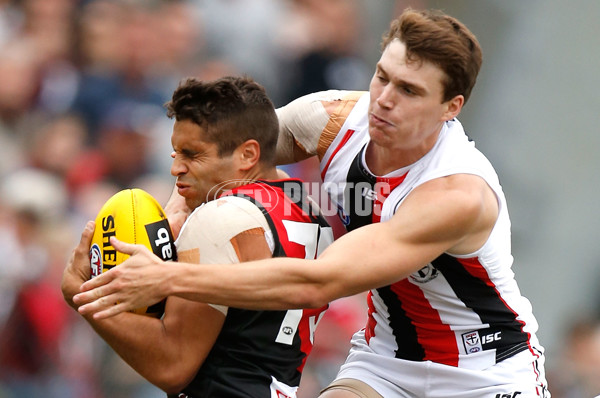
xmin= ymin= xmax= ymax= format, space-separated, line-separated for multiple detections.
xmin=366 ymin=125 xmax=443 ymax=176
xmin=365 ymin=139 xmax=435 ymax=176
xmin=240 ymin=164 xmax=280 ymax=183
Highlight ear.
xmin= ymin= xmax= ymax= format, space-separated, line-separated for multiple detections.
xmin=235 ymin=139 xmax=261 ymax=171
xmin=441 ymin=94 xmax=464 ymax=122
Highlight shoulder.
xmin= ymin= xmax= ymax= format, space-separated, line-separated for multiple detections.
xmin=394 ymin=174 xmax=498 ymax=254
xmin=408 ymin=174 xmax=495 ymax=221
xmin=198 ymin=195 xmax=267 ymax=221
xmin=177 ymin=196 xmax=271 ymax=250
xmin=414 ymin=174 xmax=489 ymax=201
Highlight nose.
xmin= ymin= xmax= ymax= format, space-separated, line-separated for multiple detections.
xmin=170 ymin=153 xmax=186 ymax=177
xmin=376 ymin=85 xmax=395 ymax=109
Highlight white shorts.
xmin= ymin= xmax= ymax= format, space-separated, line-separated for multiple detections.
xmin=331 ymin=338 xmax=551 ymax=398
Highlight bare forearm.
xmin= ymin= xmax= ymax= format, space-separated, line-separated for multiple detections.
xmin=167 ymin=224 xmax=402 ymax=310
xmin=170 ymin=213 xmax=450 ymax=312
xmin=166 ymin=258 xmax=335 ymax=310
xmin=62 ymin=275 xmax=82 ymax=310
xmin=84 ymin=314 xmax=182 ymax=391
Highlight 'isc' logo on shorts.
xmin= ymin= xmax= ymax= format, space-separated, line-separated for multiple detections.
xmin=462 ymin=330 xmax=502 ymax=354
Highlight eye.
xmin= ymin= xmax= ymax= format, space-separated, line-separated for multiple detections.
xmin=183 ymin=150 xmax=198 ymax=160
xmin=173 ymin=148 xmax=195 ymax=161
xmin=400 ymin=85 xmax=417 ymax=96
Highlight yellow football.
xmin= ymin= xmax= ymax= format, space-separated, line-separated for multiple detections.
xmin=89 ymin=188 xmax=176 ymax=317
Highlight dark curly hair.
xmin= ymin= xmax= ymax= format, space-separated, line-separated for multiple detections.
xmin=165 ymin=76 xmax=279 ymax=164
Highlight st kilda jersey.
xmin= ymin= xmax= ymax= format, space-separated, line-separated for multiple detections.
xmin=180 ymin=179 xmax=333 ymax=398
xmin=316 ymin=91 xmax=543 ymax=370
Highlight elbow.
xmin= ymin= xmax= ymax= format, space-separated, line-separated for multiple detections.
xmin=156 ymin=376 xmax=192 ymax=395
xmin=293 ymin=284 xmax=333 ymax=309
xmin=291 ymin=267 xmax=345 ymax=309
xmin=150 ymin=364 xmax=196 ymax=394
xmin=279 ymin=259 xmax=344 ymax=309
xmin=161 ymin=383 xmax=189 ymax=396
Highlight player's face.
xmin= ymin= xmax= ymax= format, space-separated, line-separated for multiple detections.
xmin=368 ymin=39 xmax=460 ymax=156
xmin=170 ymin=119 xmax=238 ymax=210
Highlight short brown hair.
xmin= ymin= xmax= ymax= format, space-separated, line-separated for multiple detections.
xmin=165 ymin=76 xmax=279 ymax=164
xmin=382 ymin=8 xmax=482 ymax=103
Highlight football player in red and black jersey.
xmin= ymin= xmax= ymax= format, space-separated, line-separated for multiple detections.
xmin=62 ymin=76 xmax=332 ymax=398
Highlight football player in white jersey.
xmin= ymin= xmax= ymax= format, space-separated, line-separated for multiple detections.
xmin=73 ymin=8 xmax=550 ymax=398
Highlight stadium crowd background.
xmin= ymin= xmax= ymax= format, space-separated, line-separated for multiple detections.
xmin=0 ymin=0 xmax=599 ymax=397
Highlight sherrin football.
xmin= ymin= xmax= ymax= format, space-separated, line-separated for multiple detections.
xmin=89 ymin=188 xmax=177 ymax=317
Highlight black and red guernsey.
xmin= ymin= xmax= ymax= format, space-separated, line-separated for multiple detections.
xmin=180 ymin=179 xmax=332 ymax=398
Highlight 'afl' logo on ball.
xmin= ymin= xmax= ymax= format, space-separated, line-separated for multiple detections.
xmin=410 ymin=263 xmax=439 ymax=283
xmin=90 ymin=243 xmax=103 ymax=278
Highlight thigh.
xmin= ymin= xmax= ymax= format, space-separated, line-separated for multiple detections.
xmin=320 ymin=378 xmax=383 ymax=398
xmin=328 ymin=349 xmax=423 ymax=397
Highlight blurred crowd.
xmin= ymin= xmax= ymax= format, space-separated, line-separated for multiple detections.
xmin=0 ymin=0 xmax=372 ymax=397
xmin=548 ymin=316 xmax=600 ymax=398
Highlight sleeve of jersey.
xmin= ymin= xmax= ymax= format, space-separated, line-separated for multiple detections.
xmin=275 ymin=90 xmax=365 ymax=162
xmin=174 ymin=196 xmax=273 ymax=315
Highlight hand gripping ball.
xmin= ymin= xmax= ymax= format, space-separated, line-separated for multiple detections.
xmin=89 ymin=188 xmax=177 ymax=317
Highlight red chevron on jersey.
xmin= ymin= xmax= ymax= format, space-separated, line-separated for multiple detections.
xmin=372 ymin=173 xmax=408 ymax=223
xmin=321 ymin=129 xmax=355 ymax=180
xmin=390 ymin=280 xmax=459 ymax=366
xmin=458 ymin=256 xmax=534 ymax=357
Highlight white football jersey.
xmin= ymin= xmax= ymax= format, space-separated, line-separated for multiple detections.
xmin=307 ymin=91 xmax=543 ymax=370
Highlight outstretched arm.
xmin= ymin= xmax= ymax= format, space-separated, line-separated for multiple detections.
xmin=74 ymin=174 xmax=498 ymax=320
